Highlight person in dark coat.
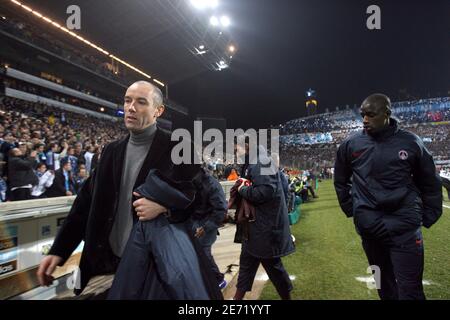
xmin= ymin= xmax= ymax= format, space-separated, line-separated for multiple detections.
xmin=334 ymin=93 xmax=442 ymax=300
xmin=45 ymin=158 xmax=76 ymax=197
xmin=107 ymin=169 xmax=222 ymax=299
xmin=37 ymin=81 xmax=221 ymax=299
xmin=7 ymin=148 xmax=38 ymax=201
xmin=189 ymin=167 xmax=228 ymax=288
xmin=232 ymin=143 xmax=295 ymax=300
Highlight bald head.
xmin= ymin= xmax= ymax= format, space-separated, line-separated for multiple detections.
xmin=362 ymin=93 xmax=391 ymax=115
xmin=124 ymin=81 xmax=165 ymax=132
xmin=131 ymin=81 xmax=163 ymax=108
xmin=9 ymin=148 xmax=22 ymax=157
xmin=360 ymin=93 xmax=392 ymax=134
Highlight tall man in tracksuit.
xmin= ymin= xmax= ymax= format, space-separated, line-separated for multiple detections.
xmin=334 ymin=93 xmax=442 ymax=300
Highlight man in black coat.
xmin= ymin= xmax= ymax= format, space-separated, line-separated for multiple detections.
xmin=37 ymin=81 xmax=221 ymax=299
xmin=334 ymin=93 xmax=442 ymax=300
xmin=8 ymin=148 xmax=38 ymax=201
xmin=45 ymin=158 xmax=76 ymax=197
xmin=233 ymin=144 xmax=295 ymax=300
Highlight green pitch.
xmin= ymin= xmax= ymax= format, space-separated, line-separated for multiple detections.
xmin=259 ymin=180 xmax=450 ymax=300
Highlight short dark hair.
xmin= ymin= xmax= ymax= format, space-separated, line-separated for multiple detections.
xmin=60 ymin=157 xmax=70 ymax=167
xmin=363 ymin=93 xmax=392 ymax=113
xmin=36 ymin=162 xmax=46 ymax=170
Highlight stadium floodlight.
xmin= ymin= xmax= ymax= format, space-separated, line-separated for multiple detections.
xmin=190 ymin=0 xmax=218 ymax=10
xmin=216 ymin=60 xmax=228 ymax=70
xmin=199 ymin=45 xmax=205 ymax=50
xmin=220 ymin=15 xmax=231 ymax=27
xmin=228 ymin=45 xmax=235 ymax=53
xmin=194 ymin=47 xmax=207 ymax=55
xmin=210 ymin=16 xmax=219 ymax=26
xmin=100 ymin=107 xmax=105 ymax=112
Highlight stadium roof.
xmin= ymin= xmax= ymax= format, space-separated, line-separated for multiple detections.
xmin=2 ymin=0 xmax=236 ymax=86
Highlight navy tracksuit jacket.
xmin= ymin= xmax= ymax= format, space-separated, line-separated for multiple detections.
xmin=334 ymin=118 xmax=442 ymax=239
xmin=334 ymin=118 xmax=442 ymax=300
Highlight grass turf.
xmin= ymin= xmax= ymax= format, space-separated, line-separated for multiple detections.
xmin=259 ymin=180 xmax=450 ymax=300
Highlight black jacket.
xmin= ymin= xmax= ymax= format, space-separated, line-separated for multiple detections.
xmin=108 ymin=169 xmax=223 ymax=300
xmin=45 ymin=168 xmax=76 ymax=197
xmin=48 ymin=127 xmax=203 ymax=294
xmin=7 ymin=155 xmax=38 ymax=188
xmin=238 ymin=147 xmax=295 ymax=259
xmin=190 ymin=168 xmax=228 ymax=232
xmin=334 ymin=118 xmax=442 ymax=239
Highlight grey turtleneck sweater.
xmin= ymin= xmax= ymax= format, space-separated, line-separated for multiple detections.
xmin=109 ymin=123 xmax=157 ymax=257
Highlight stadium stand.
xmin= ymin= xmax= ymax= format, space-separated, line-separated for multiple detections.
xmin=278 ymin=97 xmax=450 ymax=171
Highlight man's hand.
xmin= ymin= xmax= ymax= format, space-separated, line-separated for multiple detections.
xmin=194 ymin=226 xmax=205 ymax=238
xmin=133 ymin=192 xmax=168 ymax=221
xmin=30 ymin=150 xmax=37 ymax=158
xmin=238 ymin=178 xmax=250 ymax=192
xmin=66 ymin=191 xmax=73 ymax=196
xmin=37 ymin=255 xmax=63 ymax=286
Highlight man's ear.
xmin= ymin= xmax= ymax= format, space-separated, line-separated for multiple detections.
xmin=156 ymin=105 xmax=165 ymax=118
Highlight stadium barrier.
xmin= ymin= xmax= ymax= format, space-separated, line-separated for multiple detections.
xmin=0 ymin=180 xmax=236 ymax=299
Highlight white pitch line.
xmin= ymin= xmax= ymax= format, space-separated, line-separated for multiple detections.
xmin=443 ymin=205 xmax=450 ymax=209
xmin=254 ymin=273 xmax=296 ymax=281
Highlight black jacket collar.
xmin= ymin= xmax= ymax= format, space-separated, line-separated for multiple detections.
xmin=366 ymin=117 xmax=399 ymax=141
xmin=112 ymin=127 xmax=170 ymax=193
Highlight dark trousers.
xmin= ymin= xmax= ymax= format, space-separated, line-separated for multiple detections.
xmin=11 ymin=188 xmax=32 ymax=201
xmin=237 ymin=246 xmax=292 ymax=296
xmin=361 ymin=228 xmax=425 ymax=300
xmin=203 ymin=245 xmax=224 ymax=284
xmin=442 ymin=177 xmax=450 ymax=200
xmin=306 ymin=186 xmax=316 ymax=197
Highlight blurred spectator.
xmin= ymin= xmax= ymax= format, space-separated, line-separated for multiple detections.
xmin=45 ymin=157 xmax=76 ymax=197
xmin=31 ymin=162 xmax=55 ymax=198
xmin=8 ymin=147 xmax=38 ymax=201
xmin=74 ymin=167 xmax=88 ymax=194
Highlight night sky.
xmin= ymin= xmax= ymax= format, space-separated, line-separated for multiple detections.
xmin=171 ymin=0 xmax=450 ymax=129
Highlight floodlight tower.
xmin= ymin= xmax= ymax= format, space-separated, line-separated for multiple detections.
xmin=305 ymin=88 xmax=318 ymax=116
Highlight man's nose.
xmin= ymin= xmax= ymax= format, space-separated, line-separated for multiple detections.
xmin=128 ymin=102 xmax=137 ymax=113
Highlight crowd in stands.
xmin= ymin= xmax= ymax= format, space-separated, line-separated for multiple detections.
xmin=0 ymin=16 xmax=135 ymax=86
xmin=277 ymin=96 xmax=450 ymax=171
xmin=0 ymin=96 xmax=127 ymax=202
xmin=278 ymin=97 xmax=450 ymax=136
xmin=1 ymin=59 xmax=123 ymax=106
xmin=1 ymin=74 xmax=119 ymax=116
